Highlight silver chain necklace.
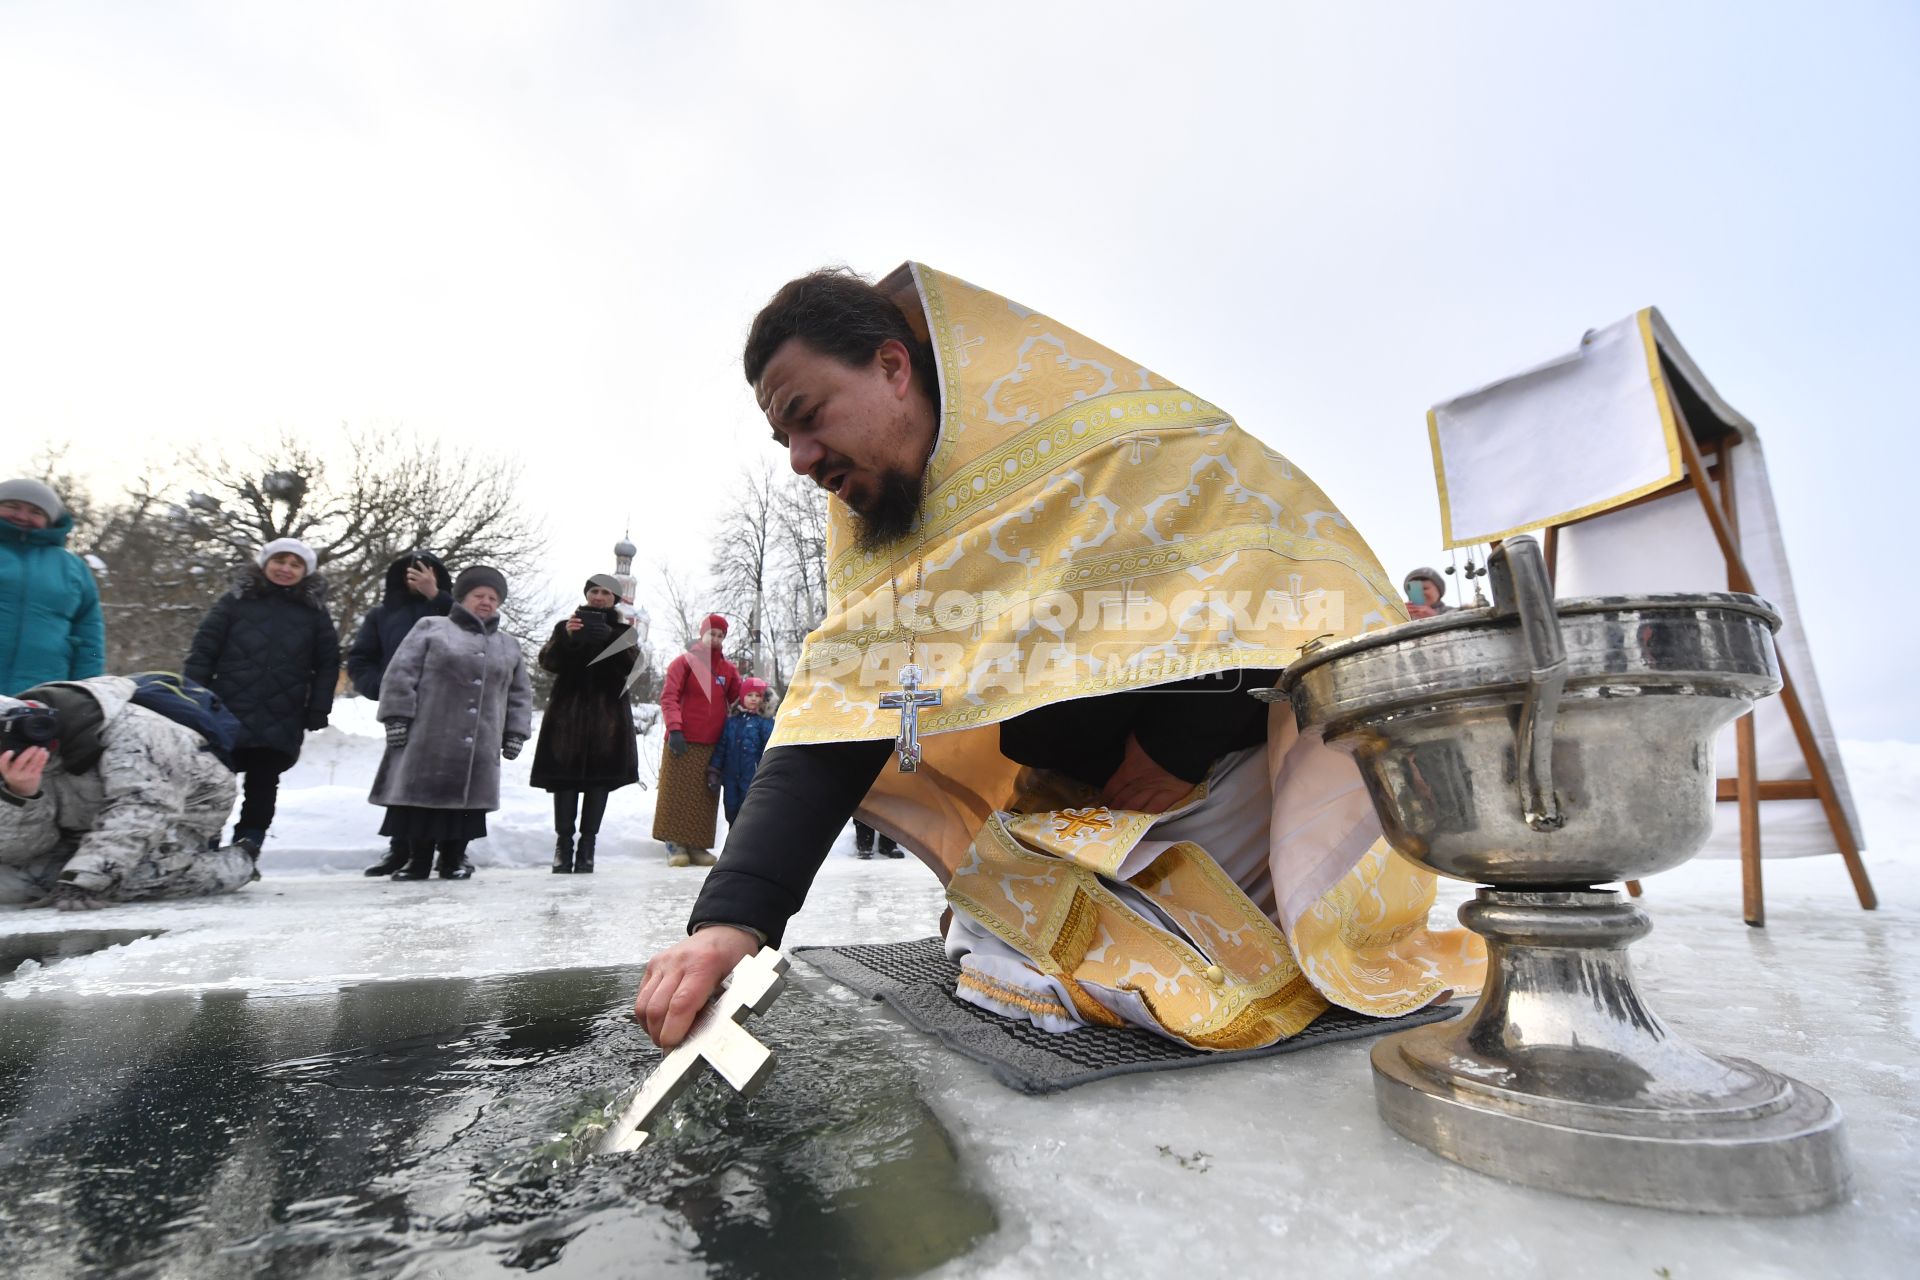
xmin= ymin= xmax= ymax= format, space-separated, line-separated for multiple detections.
xmin=878 ymin=465 xmax=941 ymax=772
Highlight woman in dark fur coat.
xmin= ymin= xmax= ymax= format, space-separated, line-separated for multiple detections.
xmin=531 ymin=574 xmax=640 ymax=874
xmin=184 ymin=537 xmax=340 ymax=862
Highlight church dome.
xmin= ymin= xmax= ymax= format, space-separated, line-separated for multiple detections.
xmin=613 ymin=538 xmax=637 ymax=558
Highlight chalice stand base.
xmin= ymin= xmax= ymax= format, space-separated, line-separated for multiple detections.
xmin=1371 ymin=888 xmax=1851 ymax=1214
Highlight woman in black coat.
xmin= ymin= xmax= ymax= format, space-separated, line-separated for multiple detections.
xmin=345 ymin=551 xmax=453 ymax=699
xmin=346 ymin=550 xmax=454 ymax=875
xmin=184 ymin=537 xmax=340 ymax=861
xmin=530 ymin=574 xmax=640 ymax=874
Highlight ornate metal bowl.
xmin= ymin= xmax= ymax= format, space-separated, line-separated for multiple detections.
xmin=1270 ymin=537 xmax=1850 ymax=1214
xmin=1281 ymin=562 xmax=1781 ymax=884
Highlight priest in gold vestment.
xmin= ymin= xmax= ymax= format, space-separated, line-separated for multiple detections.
xmin=636 ymin=264 xmax=1483 ymax=1051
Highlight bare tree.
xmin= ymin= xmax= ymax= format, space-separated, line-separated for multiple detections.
xmin=649 ymin=562 xmax=708 ymax=665
xmin=26 ymin=446 xmax=98 ymax=547
xmin=56 ymin=429 xmax=551 ymax=679
xmin=768 ymin=471 xmax=829 ymax=675
xmin=709 ymin=463 xmax=780 ymax=683
xmin=707 ymin=465 xmax=829 ymax=696
xmin=167 ymin=430 xmax=549 ymax=647
xmin=70 ymin=488 xmax=239 ymax=675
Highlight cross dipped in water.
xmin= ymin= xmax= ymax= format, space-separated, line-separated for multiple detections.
xmin=591 ymin=948 xmax=790 ymax=1155
xmin=880 ymin=663 xmax=942 ymax=773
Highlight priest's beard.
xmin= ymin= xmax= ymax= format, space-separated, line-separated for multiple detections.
xmin=850 ymin=468 xmax=925 ymax=553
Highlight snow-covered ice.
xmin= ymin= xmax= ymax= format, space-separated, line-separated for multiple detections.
xmin=4 ymin=697 xmax=1917 ymax=1277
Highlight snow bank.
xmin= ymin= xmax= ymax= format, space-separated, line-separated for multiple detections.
xmin=256 ymin=696 xmax=1920 ymax=874
xmin=1843 ymin=738 xmax=1920 ymax=865
xmin=259 ymin=696 xmax=868 ymax=871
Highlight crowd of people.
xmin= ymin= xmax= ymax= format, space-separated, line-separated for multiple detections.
xmin=0 ymin=485 xmax=779 ymax=908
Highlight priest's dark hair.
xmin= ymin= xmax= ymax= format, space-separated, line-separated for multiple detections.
xmin=743 ymin=267 xmax=940 ymax=408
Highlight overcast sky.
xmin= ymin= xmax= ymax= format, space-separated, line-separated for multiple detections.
xmin=3 ymin=1 xmax=1915 ymax=739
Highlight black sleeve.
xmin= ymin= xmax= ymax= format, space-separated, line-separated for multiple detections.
xmin=183 ymin=597 xmax=232 ymax=686
xmin=345 ymin=612 xmax=382 ymax=699
xmin=1131 ymin=667 xmax=1282 ymax=783
xmin=309 ymin=613 xmax=340 ymax=717
xmin=688 ymin=738 xmax=893 ymax=946
xmin=537 ymin=622 xmax=577 ymax=675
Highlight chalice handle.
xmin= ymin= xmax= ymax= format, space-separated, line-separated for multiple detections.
xmin=1488 ymin=537 xmax=1567 ymax=831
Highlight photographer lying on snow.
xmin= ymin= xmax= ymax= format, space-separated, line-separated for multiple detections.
xmin=0 ymin=677 xmax=254 ymax=909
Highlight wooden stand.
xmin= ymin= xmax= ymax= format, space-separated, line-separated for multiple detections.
xmin=1539 ymin=396 xmax=1876 ymax=927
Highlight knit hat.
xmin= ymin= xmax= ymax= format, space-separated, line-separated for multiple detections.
xmin=0 ymin=478 xmax=65 ymax=523
xmin=1404 ymin=566 xmax=1446 ymax=595
xmin=453 ymin=565 xmax=509 ymax=603
xmin=741 ymin=677 xmax=769 ymax=696
xmin=703 ymin=612 xmax=729 ymax=635
xmin=258 ymin=537 xmax=318 ymax=576
xmin=585 ymin=573 xmax=622 ymax=597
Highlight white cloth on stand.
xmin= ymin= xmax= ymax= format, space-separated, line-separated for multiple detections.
xmin=1429 ymin=305 xmax=1860 ymax=860
xmin=1554 ymin=428 xmax=1862 ymax=858
xmin=1428 ymin=312 xmax=1681 ymax=548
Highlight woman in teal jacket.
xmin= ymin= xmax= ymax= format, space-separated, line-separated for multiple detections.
xmin=0 ymin=479 xmax=106 ymax=696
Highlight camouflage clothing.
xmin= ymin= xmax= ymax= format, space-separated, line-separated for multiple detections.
xmin=0 ymin=677 xmax=250 ymax=903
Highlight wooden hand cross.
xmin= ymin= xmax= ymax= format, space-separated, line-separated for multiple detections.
xmin=591 ymin=947 xmax=790 ymax=1155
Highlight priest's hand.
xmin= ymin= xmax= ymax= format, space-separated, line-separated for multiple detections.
xmin=1101 ymin=732 xmax=1193 ymax=814
xmin=636 ymin=924 xmax=759 ymax=1048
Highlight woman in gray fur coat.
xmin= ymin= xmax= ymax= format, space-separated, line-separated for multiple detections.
xmin=369 ymin=566 xmax=532 ymax=881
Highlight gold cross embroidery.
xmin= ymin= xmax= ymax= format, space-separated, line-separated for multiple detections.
xmin=1124 ymin=429 xmax=1163 ymax=466
xmin=1052 ymin=806 xmax=1116 ymax=840
xmin=952 ymin=325 xmax=987 ymax=368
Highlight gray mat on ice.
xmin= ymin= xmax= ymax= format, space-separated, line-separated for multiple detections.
xmin=793 ymin=936 xmax=1460 ymax=1095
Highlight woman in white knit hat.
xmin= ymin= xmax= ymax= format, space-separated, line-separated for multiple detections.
xmin=183 ymin=537 xmax=340 ymax=866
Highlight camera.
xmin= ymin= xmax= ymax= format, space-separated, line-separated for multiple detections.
xmin=0 ymin=701 xmax=58 ymax=754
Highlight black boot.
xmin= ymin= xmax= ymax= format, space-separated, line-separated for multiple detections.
xmin=436 ymin=842 xmax=475 ymax=880
xmin=552 ymin=834 xmax=575 ymax=874
xmin=234 ymin=833 xmax=264 ymax=881
xmin=390 ymin=841 xmax=433 ymax=881
xmin=365 ymin=838 xmax=410 ymax=877
xmin=574 ymin=834 xmax=597 ymax=875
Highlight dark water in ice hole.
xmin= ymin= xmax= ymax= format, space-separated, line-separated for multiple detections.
xmin=0 ymin=963 xmax=997 ymax=1278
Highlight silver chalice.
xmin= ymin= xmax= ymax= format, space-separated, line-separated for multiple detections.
xmin=1275 ymin=536 xmax=1851 ymax=1213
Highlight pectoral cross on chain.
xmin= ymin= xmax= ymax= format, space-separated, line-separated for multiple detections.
xmin=590 ymin=948 xmax=790 ymax=1155
xmin=879 ymin=663 xmax=941 ymax=773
